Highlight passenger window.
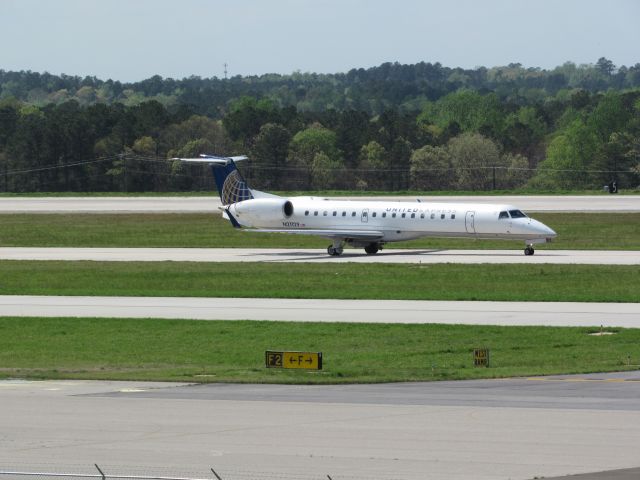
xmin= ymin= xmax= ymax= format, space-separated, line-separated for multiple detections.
xmin=372 ymin=212 xmax=377 ymax=217
xmin=499 ymin=211 xmax=509 ymax=219
xmin=342 ymin=212 xmax=346 ymax=217
xmin=420 ymin=213 xmax=425 ymax=219
xmin=401 ymin=213 xmax=406 ymax=218
xmin=392 ymin=213 xmax=397 ymax=218
xmin=451 ymin=214 xmax=455 ymax=219
xmin=314 ymin=211 xmax=318 ymax=216
xmin=382 ymin=212 xmax=387 ymax=218
xmin=332 ymin=211 xmax=337 ymax=216
xmin=440 ymin=214 xmax=445 ymax=219
xmin=305 ymin=211 xmax=309 ymax=216
xmin=352 ymin=212 xmax=356 ymax=217
xmin=323 ymin=211 xmax=328 ymax=216
xmin=411 ymin=213 xmax=416 ymax=219
xmin=430 ymin=213 xmax=435 ymax=219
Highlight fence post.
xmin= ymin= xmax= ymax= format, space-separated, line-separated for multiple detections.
xmin=94 ymin=465 xmax=106 ymax=480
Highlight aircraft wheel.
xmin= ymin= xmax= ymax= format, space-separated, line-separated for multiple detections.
xmin=524 ymin=246 xmax=535 ymax=256
xmin=327 ymin=245 xmax=342 ymax=256
xmin=364 ymin=244 xmax=379 ymax=255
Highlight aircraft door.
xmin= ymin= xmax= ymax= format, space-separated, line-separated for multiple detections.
xmin=465 ymin=211 xmax=476 ymax=234
xmin=361 ymin=208 xmax=369 ymax=223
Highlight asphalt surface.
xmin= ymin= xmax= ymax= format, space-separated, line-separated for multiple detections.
xmin=1 ymin=195 xmax=639 ymax=213
xmin=2 ymin=296 xmax=639 ymax=327
xmin=1 ymin=247 xmax=638 ymax=265
xmin=2 ymin=194 xmax=638 ymax=480
xmin=1 ymin=373 xmax=640 ymax=480
xmin=92 ymin=371 xmax=640 ymax=411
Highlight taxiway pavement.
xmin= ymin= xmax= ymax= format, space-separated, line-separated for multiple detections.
xmin=1 ymin=195 xmax=639 ymax=213
xmin=1 ymin=373 xmax=640 ymax=480
xmin=2 ymin=296 xmax=638 ymax=327
xmin=1 ymin=247 xmax=638 ymax=264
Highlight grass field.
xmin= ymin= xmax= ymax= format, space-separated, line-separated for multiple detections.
xmin=1 ymin=212 xmax=639 ymax=250
xmin=1 ymin=261 xmax=638 ymax=302
xmin=1 ymin=317 xmax=638 ymax=383
xmin=1 ymin=207 xmax=637 ymax=385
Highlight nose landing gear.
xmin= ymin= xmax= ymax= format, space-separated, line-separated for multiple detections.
xmin=524 ymin=245 xmax=535 ymax=256
xmin=364 ymin=243 xmax=381 ymax=255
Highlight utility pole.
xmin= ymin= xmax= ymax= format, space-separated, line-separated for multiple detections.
xmin=224 ymin=62 xmax=228 ymax=80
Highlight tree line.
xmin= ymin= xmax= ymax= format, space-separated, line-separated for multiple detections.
xmin=0 ymin=59 xmax=639 ymax=193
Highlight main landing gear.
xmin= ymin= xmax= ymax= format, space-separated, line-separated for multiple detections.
xmin=327 ymin=244 xmax=344 ymax=256
xmin=524 ymin=245 xmax=535 ymax=256
xmin=327 ymin=242 xmax=383 ymax=256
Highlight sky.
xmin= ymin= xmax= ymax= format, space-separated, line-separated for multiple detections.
xmin=1 ymin=0 xmax=639 ymax=82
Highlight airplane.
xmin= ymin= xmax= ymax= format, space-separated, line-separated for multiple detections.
xmin=175 ymin=154 xmax=557 ymax=256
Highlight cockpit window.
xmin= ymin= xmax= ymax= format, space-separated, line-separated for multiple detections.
xmin=499 ymin=211 xmax=509 ymax=219
xmin=509 ymin=209 xmax=527 ymax=219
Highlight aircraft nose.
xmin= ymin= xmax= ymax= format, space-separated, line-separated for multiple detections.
xmin=532 ymin=219 xmax=556 ymax=238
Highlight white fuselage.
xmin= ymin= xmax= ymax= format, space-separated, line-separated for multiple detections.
xmin=229 ymin=196 xmax=557 ymax=245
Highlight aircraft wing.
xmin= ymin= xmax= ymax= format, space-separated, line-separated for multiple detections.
xmin=247 ymin=229 xmax=384 ymax=241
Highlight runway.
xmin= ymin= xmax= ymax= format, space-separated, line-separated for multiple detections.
xmin=1 ymin=194 xmax=639 ymax=213
xmin=1 ymin=247 xmax=638 ymax=264
xmin=2 ymin=296 xmax=639 ymax=327
xmin=1 ymin=373 xmax=640 ymax=480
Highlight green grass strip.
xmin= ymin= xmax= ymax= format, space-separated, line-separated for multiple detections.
xmin=1 ymin=317 xmax=639 ymax=383
xmin=1 ymin=261 xmax=637 ymax=302
xmin=1 ymin=212 xmax=639 ymax=250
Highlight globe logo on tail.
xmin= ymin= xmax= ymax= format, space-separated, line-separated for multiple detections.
xmin=221 ymin=170 xmax=253 ymax=205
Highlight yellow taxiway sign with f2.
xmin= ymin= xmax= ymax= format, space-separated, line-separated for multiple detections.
xmin=266 ymin=351 xmax=322 ymax=370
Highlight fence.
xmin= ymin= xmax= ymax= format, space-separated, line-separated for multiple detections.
xmin=1 ymin=153 xmax=638 ymax=193
xmin=0 ymin=466 xmax=399 ymax=480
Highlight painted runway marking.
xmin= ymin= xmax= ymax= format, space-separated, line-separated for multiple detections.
xmin=525 ymin=377 xmax=640 ymax=383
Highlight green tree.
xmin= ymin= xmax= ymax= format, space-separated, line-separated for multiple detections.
xmin=223 ymin=96 xmax=279 ymax=143
xmin=532 ymin=119 xmax=599 ymax=189
xmin=409 ymin=145 xmax=453 ymax=190
xmin=250 ymin=123 xmax=291 ymax=189
xmin=417 ymin=90 xmax=504 ymax=135
xmin=287 ymin=123 xmax=342 ymax=189
xmin=357 ymin=140 xmax=388 ymax=190
xmin=310 ymin=152 xmax=345 ymax=189
xmin=389 ymin=136 xmax=412 ymax=189
xmin=447 ymin=132 xmax=502 ymax=190
xmin=131 ymin=136 xmax=157 ymax=156
xmin=501 ymin=153 xmax=531 ymax=189
xmin=162 ymin=115 xmax=232 ymax=157
xmin=596 ymin=57 xmax=615 ymax=76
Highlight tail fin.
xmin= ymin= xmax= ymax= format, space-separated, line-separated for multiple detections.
xmin=173 ymin=154 xmax=253 ymax=205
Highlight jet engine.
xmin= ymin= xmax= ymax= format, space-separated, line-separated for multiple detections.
xmin=228 ymin=198 xmax=294 ymax=226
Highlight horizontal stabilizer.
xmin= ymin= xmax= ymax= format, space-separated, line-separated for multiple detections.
xmin=171 ymin=155 xmax=248 ymax=165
